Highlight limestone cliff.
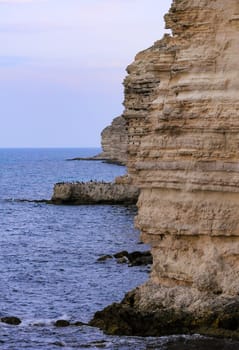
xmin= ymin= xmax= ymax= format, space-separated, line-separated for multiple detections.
xmin=70 ymin=115 xmax=127 ymax=165
xmin=96 ymin=116 xmax=127 ymax=165
xmin=91 ymin=0 xmax=239 ymax=337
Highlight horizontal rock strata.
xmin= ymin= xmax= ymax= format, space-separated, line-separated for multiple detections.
xmin=69 ymin=116 xmax=127 ymax=165
xmin=51 ymin=180 xmax=139 ymax=205
xmin=96 ymin=116 xmax=128 ymax=165
xmin=90 ymin=0 xmax=239 ymax=338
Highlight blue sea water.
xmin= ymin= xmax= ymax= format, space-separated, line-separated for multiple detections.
xmin=0 ymin=148 xmax=238 ymax=349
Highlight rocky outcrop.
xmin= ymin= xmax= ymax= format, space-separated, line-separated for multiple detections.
xmin=1 ymin=316 xmax=21 ymax=325
xmin=70 ymin=116 xmax=127 ymax=165
xmin=51 ymin=178 xmax=139 ymax=205
xmin=97 ymin=250 xmax=153 ymax=266
xmin=89 ymin=289 xmax=239 ymax=337
xmin=96 ymin=116 xmax=128 ymax=165
xmin=90 ymin=0 xmax=239 ymax=337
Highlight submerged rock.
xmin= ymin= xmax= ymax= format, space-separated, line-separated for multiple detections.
xmin=113 ymin=251 xmax=129 ymax=259
xmin=1 ymin=316 xmax=21 ymax=325
xmin=89 ymin=289 xmax=239 ymax=338
xmin=54 ymin=319 xmax=86 ymax=327
xmin=54 ymin=320 xmax=70 ymax=327
xmin=97 ymin=255 xmax=113 ymax=262
xmin=73 ymin=321 xmax=85 ymax=326
xmin=98 ymin=250 xmax=152 ymax=266
xmin=116 ymin=256 xmax=129 ymax=264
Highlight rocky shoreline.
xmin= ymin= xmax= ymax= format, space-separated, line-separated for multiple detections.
xmin=89 ymin=289 xmax=239 ymax=339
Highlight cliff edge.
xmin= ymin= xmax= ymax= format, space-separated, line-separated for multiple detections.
xmin=90 ymin=0 xmax=239 ymax=337
xmin=71 ymin=115 xmax=127 ymax=165
xmin=96 ymin=116 xmax=128 ymax=165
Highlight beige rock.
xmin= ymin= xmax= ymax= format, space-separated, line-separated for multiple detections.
xmin=96 ymin=116 xmax=128 ymax=165
xmin=123 ymin=0 xmax=239 ymax=321
xmin=51 ymin=181 xmax=139 ymax=205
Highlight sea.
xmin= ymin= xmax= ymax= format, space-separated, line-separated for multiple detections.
xmin=0 ymin=148 xmax=238 ymax=349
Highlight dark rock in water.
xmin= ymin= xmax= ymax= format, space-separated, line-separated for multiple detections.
xmin=55 ymin=320 xmax=70 ymax=327
xmin=113 ymin=251 xmax=129 ymax=259
xmin=112 ymin=250 xmax=153 ymax=266
xmin=51 ymin=341 xmax=65 ymax=347
xmin=88 ymin=289 xmax=196 ymax=336
xmin=116 ymin=256 xmax=129 ymax=264
xmin=73 ymin=321 xmax=85 ymax=326
xmin=1 ymin=316 xmax=21 ymax=325
xmin=89 ymin=290 xmax=239 ymax=338
xmin=98 ymin=250 xmax=152 ymax=266
xmin=114 ymin=250 xmax=152 ymax=266
xmin=12 ymin=198 xmax=52 ymax=205
xmin=97 ymin=255 xmax=113 ymax=262
xmin=128 ymin=251 xmax=153 ymax=266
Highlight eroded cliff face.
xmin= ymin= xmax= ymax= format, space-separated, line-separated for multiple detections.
xmin=120 ymin=0 xmax=239 ymax=333
xmin=97 ymin=116 xmax=128 ymax=165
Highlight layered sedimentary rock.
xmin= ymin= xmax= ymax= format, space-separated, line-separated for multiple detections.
xmin=96 ymin=116 xmax=128 ymax=165
xmin=91 ymin=0 xmax=239 ymax=337
xmin=70 ymin=116 xmax=127 ymax=165
xmin=51 ymin=179 xmax=139 ymax=205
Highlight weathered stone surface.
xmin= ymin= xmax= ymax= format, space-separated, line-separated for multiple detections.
xmin=51 ymin=180 xmax=139 ymax=205
xmin=91 ymin=0 xmax=239 ymax=337
xmin=89 ymin=289 xmax=239 ymax=338
xmin=96 ymin=116 xmax=128 ymax=165
xmin=70 ymin=116 xmax=127 ymax=165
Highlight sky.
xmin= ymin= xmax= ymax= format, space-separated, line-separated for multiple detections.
xmin=0 ymin=0 xmax=172 ymax=148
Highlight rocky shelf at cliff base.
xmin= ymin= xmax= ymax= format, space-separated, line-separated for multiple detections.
xmin=51 ymin=178 xmax=139 ymax=205
xmin=89 ymin=288 xmax=239 ymax=338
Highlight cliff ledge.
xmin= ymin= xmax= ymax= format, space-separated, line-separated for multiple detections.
xmin=51 ymin=177 xmax=138 ymax=205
